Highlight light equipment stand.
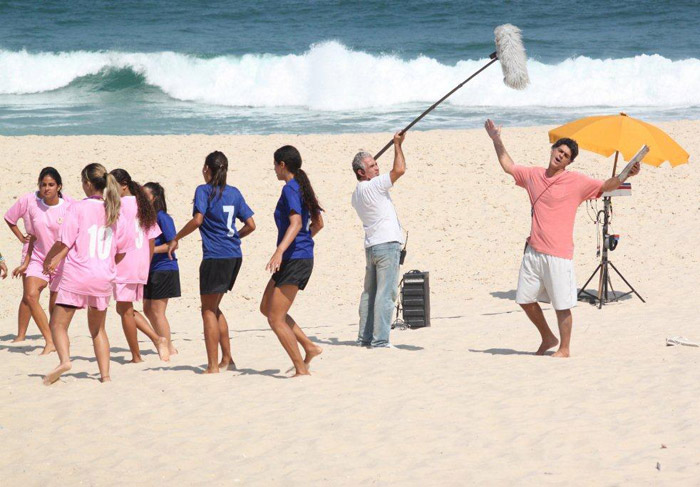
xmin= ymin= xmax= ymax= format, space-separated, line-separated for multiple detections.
xmin=577 ymin=152 xmax=645 ymax=308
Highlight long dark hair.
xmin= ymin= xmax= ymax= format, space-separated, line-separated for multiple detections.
xmin=110 ymin=168 xmax=157 ymax=230
xmin=144 ymin=182 xmax=167 ymax=213
xmin=274 ymin=145 xmax=323 ymax=216
xmin=204 ymin=151 xmax=228 ymax=201
xmin=38 ymin=166 xmax=63 ymax=198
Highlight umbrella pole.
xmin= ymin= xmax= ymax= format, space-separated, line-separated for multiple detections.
xmin=611 ymin=151 xmax=619 ymax=177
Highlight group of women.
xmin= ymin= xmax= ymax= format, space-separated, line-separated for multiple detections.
xmin=2 ymin=146 xmax=324 ymax=384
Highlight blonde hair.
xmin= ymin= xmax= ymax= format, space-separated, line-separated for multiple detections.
xmin=81 ymin=163 xmax=121 ymax=226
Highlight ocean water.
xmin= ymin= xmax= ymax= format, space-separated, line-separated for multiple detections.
xmin=0 ymin=0 xmax=698 ymax=135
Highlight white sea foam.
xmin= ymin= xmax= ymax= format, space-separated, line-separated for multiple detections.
xmin=1 ymin=42 xmax=699 ymax=110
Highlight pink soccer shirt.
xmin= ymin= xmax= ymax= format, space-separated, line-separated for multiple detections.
xmin=58 ymin=198 xmax=134 ymax=296
xmin=511 ymin=165 xmax=604 ymax=260
xmin=4 ymin=191 xmax=39 ymax=235
xmin=114 ymin=196 xmax=160 ymax=284
xmin=26 ymin=197 xmax=71 ymax=264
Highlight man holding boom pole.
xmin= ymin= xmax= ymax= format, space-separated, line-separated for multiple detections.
xmin=485 ymin=119 xmax=640 ymax=357
xmin=351 ymin=132 xmax=406 ymax=349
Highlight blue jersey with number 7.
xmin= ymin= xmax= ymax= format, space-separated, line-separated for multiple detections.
xmin=193 ymin=184 xmax=254 ymax=259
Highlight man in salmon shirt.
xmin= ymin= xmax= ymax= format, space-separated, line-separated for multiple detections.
xmin=485 ymin=119 xmax=640 ymax=357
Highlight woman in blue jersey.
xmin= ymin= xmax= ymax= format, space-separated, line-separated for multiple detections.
xmin=260 ymin=145 xmax=324 ymax=377
xmin=143 ymin=182 xmax=180 ymax=356
xmin=168 ymin=151 xmax=256 ymax=374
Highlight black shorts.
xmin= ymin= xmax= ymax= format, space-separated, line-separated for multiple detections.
xmin=199 ymin=258 xmax=242 ymax=295
xmin=144 ymin=270 xmax=181 ymax=300
xmin=272 ymin=258 xmax=313 ymax=291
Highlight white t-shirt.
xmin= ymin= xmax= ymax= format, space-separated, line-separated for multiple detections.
xmin=351 ymin=173 xmax=404 ymax=248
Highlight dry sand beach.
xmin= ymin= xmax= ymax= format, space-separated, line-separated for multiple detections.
xmin=1 ymin=122 xmax=699 ymax=485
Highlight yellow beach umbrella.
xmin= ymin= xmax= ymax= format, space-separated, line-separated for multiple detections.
xmin=548 ymin=112 xmax=689 ymax=174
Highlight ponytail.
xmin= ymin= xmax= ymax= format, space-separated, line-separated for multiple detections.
xmin=81 ymin=163 xmax=121 ymax=226
xmin=110 ymin=168 xmax=157 ymax=230
xmin=204 ymin=151 xmax=228 ymax=201
xmin=103 ymin=174 xmax=122 ymax=226
xmin=273 ymin=145 xmax=324 ymax=216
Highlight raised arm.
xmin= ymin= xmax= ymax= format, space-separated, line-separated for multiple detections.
xmin=599 ymin=162 xmax=642 ymax=193
xmin=389 ymin=131 xmax=406 ymax=184
xmin=485 ymin=119 xmax=515 ymax=175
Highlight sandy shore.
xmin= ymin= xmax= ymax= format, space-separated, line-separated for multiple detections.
xmin=1 ymin=122 xmax=699 ymax=485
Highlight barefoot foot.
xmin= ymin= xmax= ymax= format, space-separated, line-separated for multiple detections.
xmin=218 ymin=357 xmax=237 ymax=371
xmin=11 ymin=336 xmax=27 ymax=343
xmin=100 ymin=376 xmax=111 ymax=383
xmin=536 ymin=336 xmax=559 ymax=356
xmin=203 ymin=367 xmax=220 ymax=374
xmin=39 ymin=343 xmax=56 ymax=355
xmin=155 ymin=337 xmax=170 ymax=362
xmin=552 ymin=348 xmax=570 ymax=358
xmin=169 ymin=346 xmax=178 ymax=356
xmin=129 ymin=356 xmax=144 ymax=364
xmin=43 ymin=362 xmax=72 ymax=385
xmin=304 ymin=345 xmax=323 ymax=366
xmin=292 ymin=371 xmax=311 ymax=378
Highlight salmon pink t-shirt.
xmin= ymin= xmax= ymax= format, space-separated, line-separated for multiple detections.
xmin=511 ymin=165 xmax=604 ymax=260
xmin=114 ymin=196 xmax=160 ymax=284
xmin=26 ymin=197 xmax=72 ymax=264
xmin=58 ymin=198 xmax=133 ymax=296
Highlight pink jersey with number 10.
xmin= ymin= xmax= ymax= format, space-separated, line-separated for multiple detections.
xmin=58 ymin=198 xmax=134 ymax=296
xmin=114 ymin=196 xmax=160 ymax=284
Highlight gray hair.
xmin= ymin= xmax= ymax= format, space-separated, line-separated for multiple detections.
xmin=352 ymin=150 xmax=372 ymax=179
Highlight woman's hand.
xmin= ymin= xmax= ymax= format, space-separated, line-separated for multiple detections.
xmin=0 ymin=261 xmax=8 ymax=279
xmin=265 ymin=250 xmax=284 ymax=274
xmin=12 ymin=262 xmax=27 ymax=279
xmin=167 ymin=239 xmax=179 ymax=260
xmin=43 ymin=255 xmax=62 ymax=276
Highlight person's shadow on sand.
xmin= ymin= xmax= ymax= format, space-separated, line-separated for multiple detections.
xmin=469 ymin=348 xmax=554 ymax=356
xmin=144 ymin=365 xmax=287 ymax=379
xmin=28 ymin=371 xmax=98 ymax=382
xmin=311 ymin=336 xmax=423 ymax=351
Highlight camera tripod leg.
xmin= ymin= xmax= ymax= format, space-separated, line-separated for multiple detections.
xmin=578 ymin=263 xmax=602 ymax=301
xmin=609 ymin=261 xmax=646 ymax=303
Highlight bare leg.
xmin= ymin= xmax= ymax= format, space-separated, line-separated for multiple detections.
xmin=144 ymin=299 xmax=177 ymax=355
xmin=217 ymin=308 xmax=236 ymax=370
xmin=519 ymin=302 xmax=559 ymax=355
xmin=201 ymin=293 xmax=224 ymax=373
xmin=552 ymin=309 xmax=572 ymax=358
xmin=49 ymin=291 xmax=58 ymax=315
xmin=43 ymin=305 xmax=76 ymax=385
xmin=116 ymin=301 xmax=143 ymax=363
xmin=22 ymin=276 xmax=55 ymax=354
xmin=87 ymin=307 xmax=111 ymax=381
xmin=263 ymin=281 xmax=308 ymax=377
xmin=133 ymin=308 xmax=169 ymax=361
xmin=285 ymin=314 xmax=323 ymax=366
xmin=13 ymin=277 xmax=32 ymax=342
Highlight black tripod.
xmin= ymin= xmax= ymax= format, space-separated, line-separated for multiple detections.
xmin=578 ymin=196 xmax=645 ymax=308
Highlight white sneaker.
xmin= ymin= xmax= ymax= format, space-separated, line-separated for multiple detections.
xmin=373 ymin=344 xmax=397 ymax=349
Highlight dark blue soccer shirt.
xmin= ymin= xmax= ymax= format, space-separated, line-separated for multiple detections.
xmin=193 ymin=184 xmax=254 ymax=259
xmin=150 ymin=210 xmax=179 ymax=272
xmin=274 ymin=178 xmax=314 ymax=261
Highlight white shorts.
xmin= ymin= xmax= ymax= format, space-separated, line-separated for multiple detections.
xmin=516 ymin=246 xmax=577 ymax=311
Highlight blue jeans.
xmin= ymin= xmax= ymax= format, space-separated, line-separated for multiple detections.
xmin=357 ymin=241 xmax=401 ymax=347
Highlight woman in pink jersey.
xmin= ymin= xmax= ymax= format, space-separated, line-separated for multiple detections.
xmin=110 ymin=169 xmax=169 ymax=363
xmin=4 ymin=189 xmax=39 ymax=343
xmin=42 ymin=164 xmax=132 ymax=385
xmin=14 ymin=168 xmax=73 ymax=354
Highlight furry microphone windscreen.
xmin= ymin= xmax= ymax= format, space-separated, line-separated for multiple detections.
xmin=494 ymin=24 xmax=530 ymax=90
